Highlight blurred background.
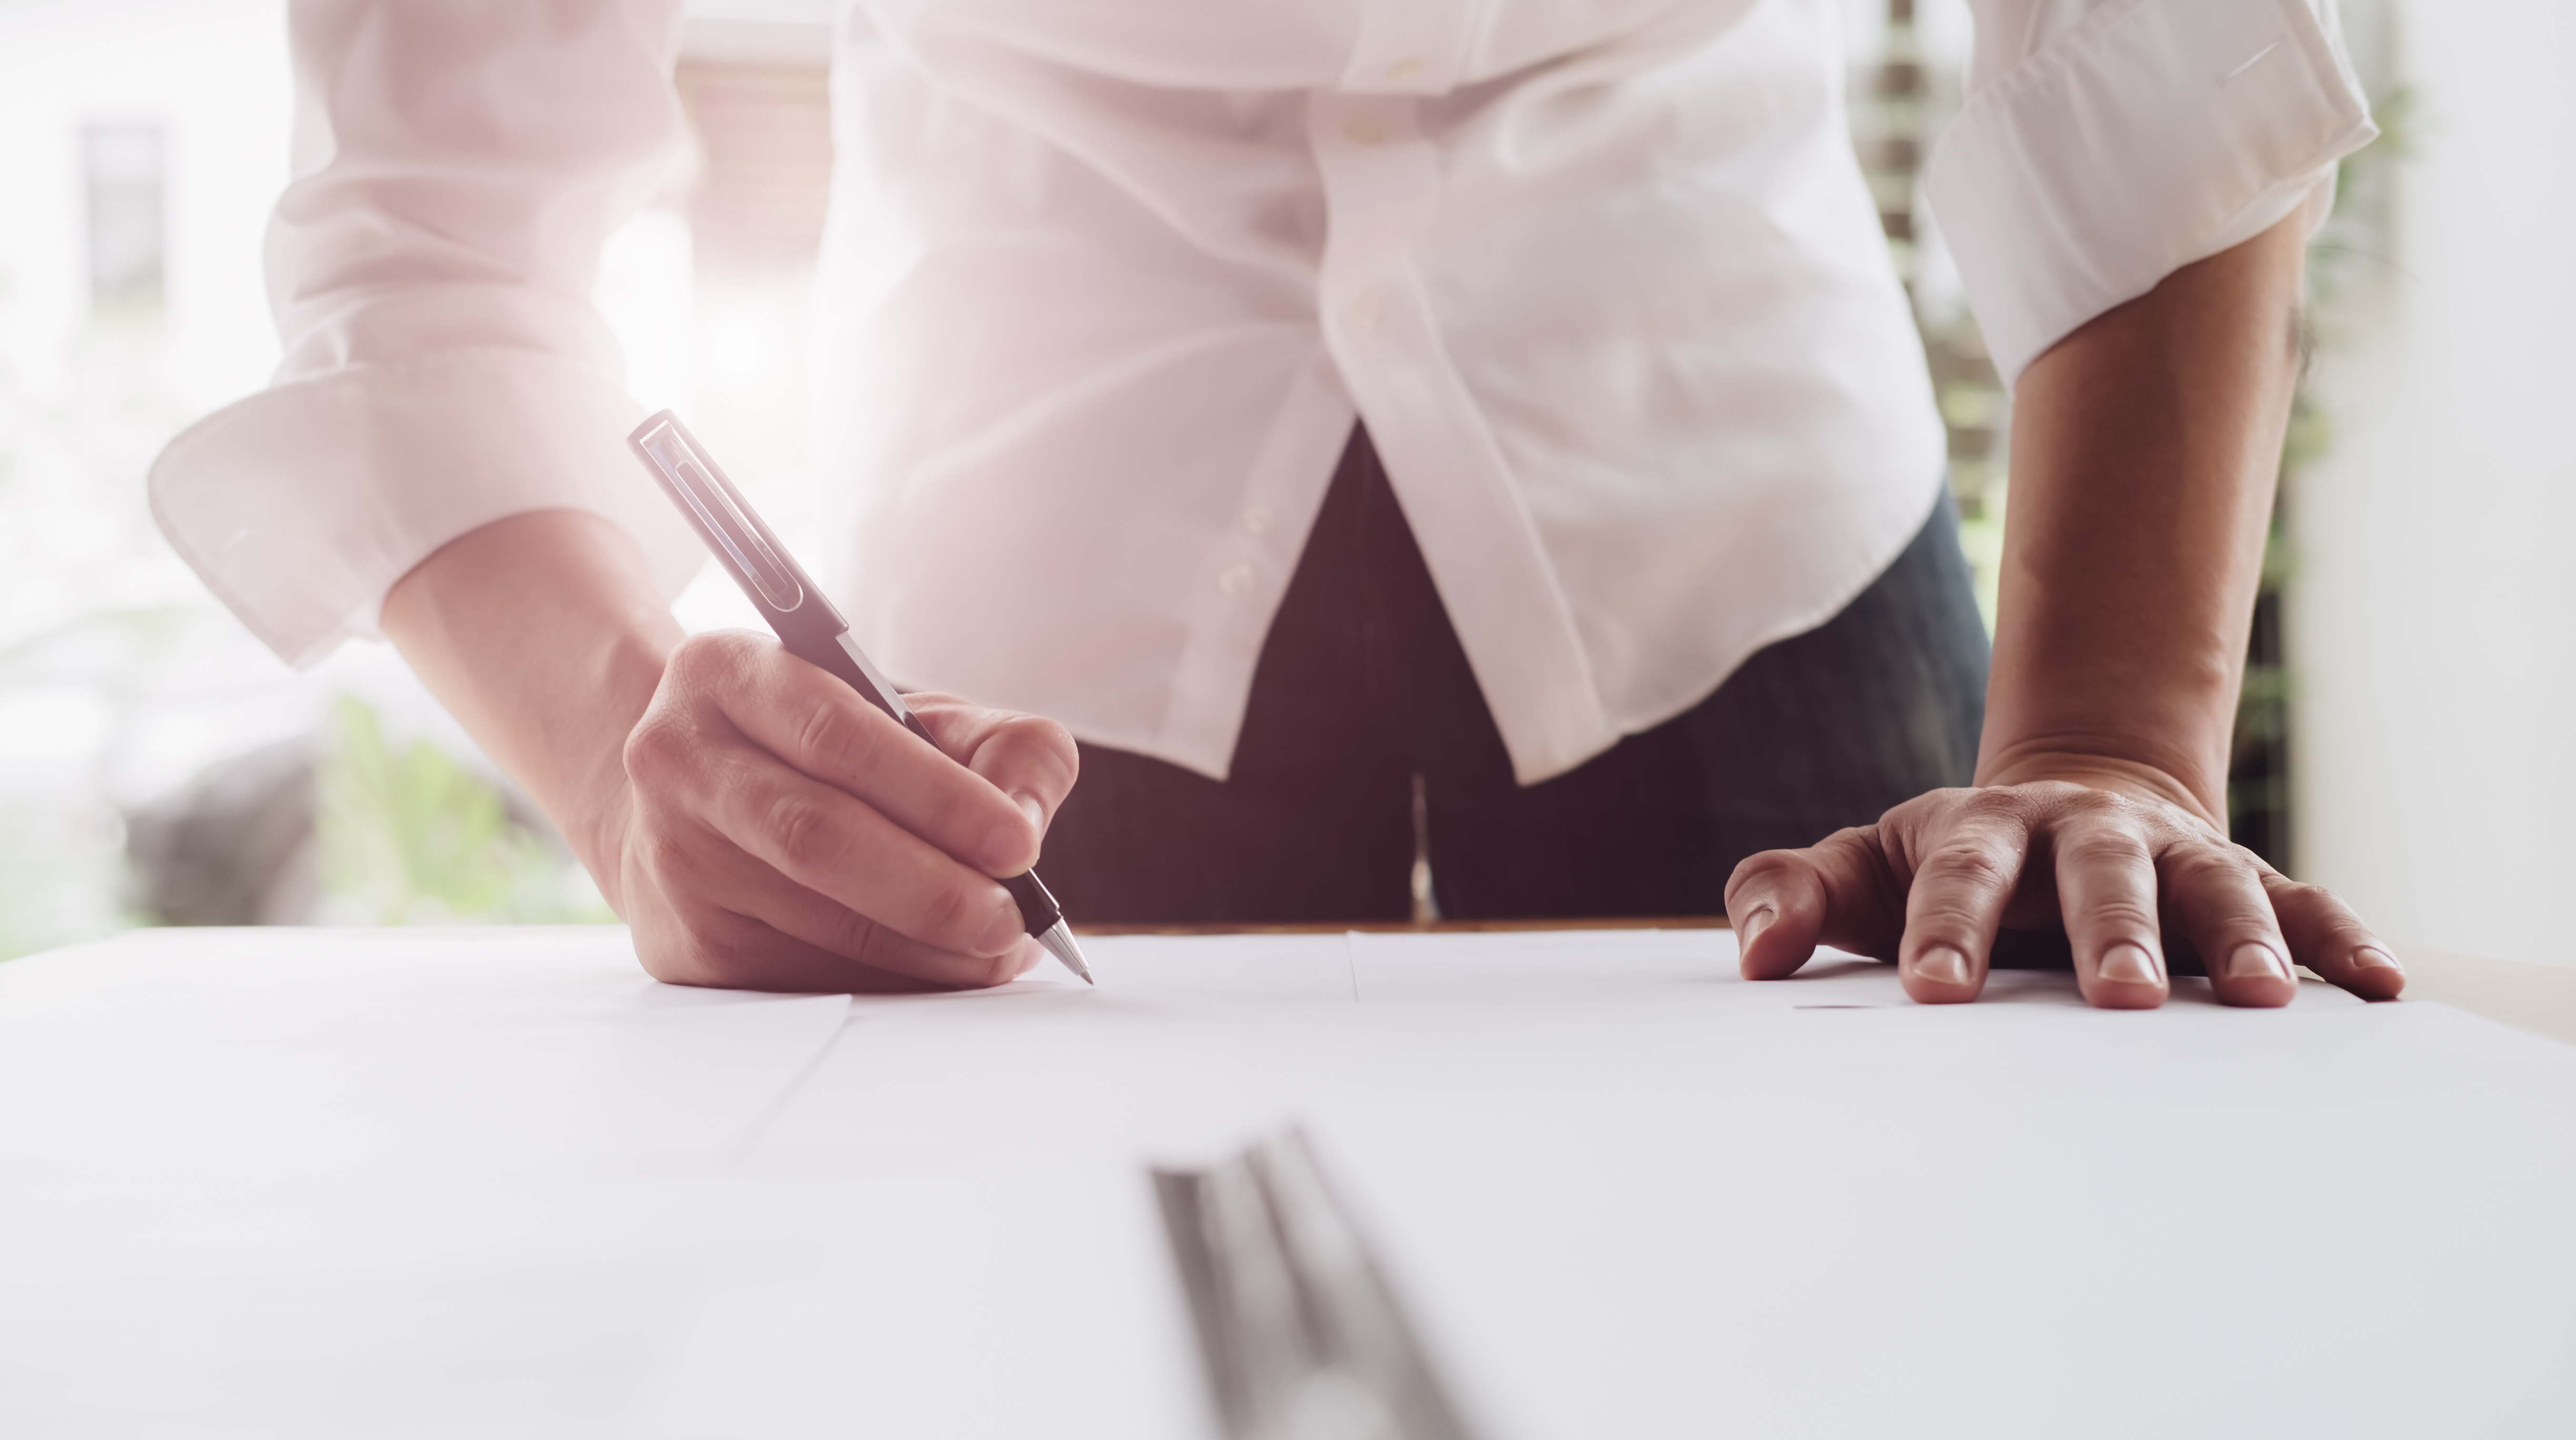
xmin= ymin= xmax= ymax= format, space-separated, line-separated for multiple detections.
xmin=0 ymin=0 xmax=2560 ymax=967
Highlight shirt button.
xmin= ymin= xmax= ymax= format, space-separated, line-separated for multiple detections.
xmin=1242 ymin=505 xmax=1275 ymax=536
xmin=1387 ymin=58 xmax=1424 ymax=86
xmin=1350 ymin=291 xmax=1383 ymax=333
xmin=1343 ymin=116 xmax=1386 ymax=147
xmin=1216 ymin=561 xmax=1256 ymax=597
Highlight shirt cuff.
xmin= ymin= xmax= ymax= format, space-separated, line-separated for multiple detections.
xmin=148 ymin=348 xmax=706 ymax=667
xmin=1926 ymin=0 xmax=2377 ymax=387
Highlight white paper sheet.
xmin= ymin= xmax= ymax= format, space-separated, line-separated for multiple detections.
xmin=2 ymin=926 xmax=2568 ymax=1439
xmin=0 ymin=926 xmax=850 ymax=1179
xmin=748 ymin=929 xmax=2571 ymax=1439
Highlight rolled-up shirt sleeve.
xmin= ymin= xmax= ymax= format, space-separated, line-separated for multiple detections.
xmin=149 ymin=0 xmax=705 ymax=667
xmin=1930 ymin=0 xmax=2377 ymax=387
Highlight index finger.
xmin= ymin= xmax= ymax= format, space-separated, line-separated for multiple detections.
xmin=905 ymin=693 xmax=1080 ymax=843
xmin=676 ymin=634 xmax=1036 ymax=878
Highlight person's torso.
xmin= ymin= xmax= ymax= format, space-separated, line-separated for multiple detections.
xmin=818 ymin=0 xmax=1947 ymax=786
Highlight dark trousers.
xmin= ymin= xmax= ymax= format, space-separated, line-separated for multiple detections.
xmin=1042 ymin=429 xmax=1990 ymax=924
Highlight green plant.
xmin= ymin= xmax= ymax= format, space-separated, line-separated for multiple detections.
xmin=315 ymin=696 xmax=612 ymax=926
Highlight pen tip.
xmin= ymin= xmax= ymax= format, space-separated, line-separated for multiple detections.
xmin=1036 ymin=922 xmax=1094 ymax=986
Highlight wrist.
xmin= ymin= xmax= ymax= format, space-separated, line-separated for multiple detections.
xmin=536 ymin=621 xmax=670 ymax=919
xmin=380 ymin=509 xmax=682 ymax=917
xmin=1974 ymin=739 xmax=2227 ymax=834
xmin=565 ymin=780 xmax=640 ymax=917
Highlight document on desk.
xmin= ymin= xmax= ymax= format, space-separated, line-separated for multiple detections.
xmin=0 ymin=925 xmax=851 ymax=1178
xmin=750 ymin=929 xmax=2576 ymax=1440
xmin=3 ymin=926 xmax=2573 ymax=1439
xmin=0 ymin=925 xmax=872 ymax=1439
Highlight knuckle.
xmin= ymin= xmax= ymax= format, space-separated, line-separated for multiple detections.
xmin=622 ymin=712 xmax=688 ymax=786
xmin=2061 ymin=787 xmax=2130 ymax=819
xmin=2228 ymin=842 xmax=2284 ymax=877
xmin=1915 ymin=842 xmax=2016 ymax=895
xmin=988 ymin=715 xmax=1080 ymax=784
xmin=1726 ymin=835 xmax=1847 ymax=906
xmin=640 ymin=828 xmax=696 ymax=884
xmin=1723 ymin=847 xmax=1800 ymax=896
xmin=2269 ymin=875 xmax=2338 ymax=911
xmin=2077 ymin=898 xmax=2162 ymax=936
xmin=1955 ymin=787 xmax=2029 ymax=823
xmin=915 ymin=881 xmax=984 ymax=953
xmin=658 ymin=638 xmax=707 ymax=689
xmin=2163 ymin=844 xmax=2254 ymax=894
xmin=1001 ymin=713 xmax=1080 ymax=765
xmin=1875 ymin=791 xmax=1936 ymax=828
xmin=761 ymin=793 xmax=844 ymax=873
xmin=796 ymin=696 xmax=884 ymax=779
xmin=1815 ymin=824 xmax=1879 ymax=854
xmin=818 ymin=904 xmax=880 ymax=966
xmin=1907 ymin=912 xmax=1986 ymax=948
xmin=848 ymin=913 xmax=901 ymax=975
xmin=2056 ymin=828 xmax=2150 ymax=870
xmin=663 ymin=631 xmax=737 ymax=688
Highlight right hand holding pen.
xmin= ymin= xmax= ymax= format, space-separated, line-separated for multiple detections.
xmin=608 ymin=631 xmax=1080 ymax=992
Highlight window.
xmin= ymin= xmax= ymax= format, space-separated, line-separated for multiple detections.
xmin=84 ymin=121 xmax=166 ymax=315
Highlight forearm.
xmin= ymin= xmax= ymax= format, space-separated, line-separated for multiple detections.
xmin=378 ymin=509 xmax=682 ymax=907
xmin=1734 ymin=216 xmax=2398 ymax=1008
xmin=377 ymin=505 xmax=1074 ymax=991
xmin=1979 ymin=213 xmax=2309 ymax=831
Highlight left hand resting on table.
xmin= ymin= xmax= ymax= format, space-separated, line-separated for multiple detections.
xmin=1723 ymin=211 xmax=2405 ymax=1010
xmin=1724 ymin=771 xmax=2405 ymax=1008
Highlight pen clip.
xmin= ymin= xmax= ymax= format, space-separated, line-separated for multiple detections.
xmin=629 ymin=413 xmax=806 ymax=615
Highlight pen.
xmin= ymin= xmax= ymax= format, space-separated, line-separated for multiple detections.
xmin=626 ymin=410 xmax=1094 ymax=985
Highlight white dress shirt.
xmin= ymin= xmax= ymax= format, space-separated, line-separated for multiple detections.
xmin=150 ymin=0 xmax=2373 ymax=784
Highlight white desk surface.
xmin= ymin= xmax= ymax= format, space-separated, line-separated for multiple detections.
xmin=2 ymin=925 xmax=2570 ymax=1438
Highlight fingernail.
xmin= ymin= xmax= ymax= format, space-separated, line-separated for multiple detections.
xmin=1012 ymin=792 xmax=1045 ymax=829
xmin=1739 ymin=907 xmax=1774 ymax=951
xmin=975 ymin=899 xmax=1025 ymax=957
xmin=2097 ymin=943 xmax=2162 ymax=985
xmin=1914 ymin=946 xmax=1971 ymax=986
xmin=2353 ymin=946 xmax=2404 ymax=974
xmin=2225 ymin=942 xmax=2290 ymax=982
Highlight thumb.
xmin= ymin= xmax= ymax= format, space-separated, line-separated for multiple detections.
xmin=1725 ymin=826 xmax=1900 ymax=980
